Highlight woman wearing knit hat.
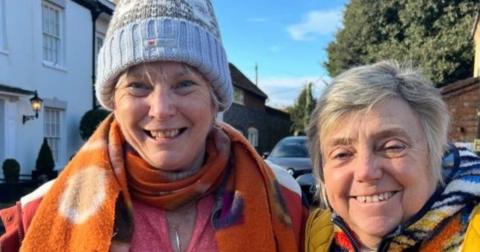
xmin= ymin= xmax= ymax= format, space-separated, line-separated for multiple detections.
xmin=0 ymin=1 xmax=306 ymax=251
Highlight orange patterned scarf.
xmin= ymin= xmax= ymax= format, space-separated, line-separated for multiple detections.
xmin=125 ymin=124 xmax=230 ymax=210
xmin=19 ymin=115 xmax=300 ymax=251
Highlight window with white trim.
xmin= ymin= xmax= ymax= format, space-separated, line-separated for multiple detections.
xmin=248 ymin=127 xmax=258 ymax=147
xmin=44 ymin=107 xmax=62 ymax=162
xmin=0 ymin=0 xmax=6 ymax=51
xmin=42 ymin=1 xmax=64 ymax=65
xmin=233 ymin=86 xmax=244 ymax=105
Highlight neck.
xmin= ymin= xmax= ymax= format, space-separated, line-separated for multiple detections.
xmin=361 ymin=246 xmax=378 ymax=252
xmin=161 ymin=154 xmax=205 ymax=181
xmin=162 ymin=147 xmax=206 ymax=181
xmin=166 ymin=201 xmax=197 ymax=252
xmin=357 ymin=233 xmax=381 ymax=250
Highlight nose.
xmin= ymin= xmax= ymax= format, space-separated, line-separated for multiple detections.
xmin=354 ymin=150 xmax=383 ymax=183
xmin=148 ymin=88 xmax=176 ymax=119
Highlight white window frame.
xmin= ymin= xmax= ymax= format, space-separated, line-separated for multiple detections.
xmin=0 ymin=0 xmax=7 ymax=53
xmin=42 ymin=1 xmax=64 ymax=67
xmin=233 ymin=86 xmax=244 ymax=105
xmin=43 ymin=99 xmax=67 ymax=167
xmin=248 ymin=127 xmax=258 ymax=147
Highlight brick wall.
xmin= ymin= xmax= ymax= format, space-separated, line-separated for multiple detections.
xmin=441 ymin=77 xmax=480 ymax=142
xmin=224 ymin=103 xmax=292 ymax=154
xmin=243 ymin=93 xmax=266 ymax=111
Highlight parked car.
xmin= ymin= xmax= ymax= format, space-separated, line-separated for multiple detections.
xmin=295 ymin=172 xmax=317 ymax=206
xmin=265 ymin=159 xmax=316 ymax=206
xmin=265 ymin=136 xmax=312 ymax=177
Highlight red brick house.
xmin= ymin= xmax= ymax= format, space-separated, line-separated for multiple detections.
xmin=441 ymin=77 xmax=480 ymax=142
xmin=440 ymin=10 xmax=480 ymax=145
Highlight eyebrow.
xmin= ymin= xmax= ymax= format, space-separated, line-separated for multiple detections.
xmin=325 ymin=127 xmax=412 ymax=148
xmin=371 ymin=128 xmax=411 ymax=142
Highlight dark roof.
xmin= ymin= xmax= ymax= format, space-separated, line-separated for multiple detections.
xmin=0 ymin=84 xmax=35 ymax=96
xmin=265 ymin=106 xmax=290 ymax=119
xmin=441 ymin=77 xmax=480 ymax=96
xmin=229 ymin=63 xmax=268 ymax=99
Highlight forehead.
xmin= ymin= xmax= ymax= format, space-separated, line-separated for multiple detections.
xmin=126 ymin=62 xmax=198 ymax=79
xmin=321 ymin=98 xmax=423 ymax=146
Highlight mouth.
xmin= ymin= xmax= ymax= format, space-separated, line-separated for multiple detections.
xmin=144 ymin=127 xmax=187 ymax=140
xmin=351 ymin=191 xmax=399 ymax=204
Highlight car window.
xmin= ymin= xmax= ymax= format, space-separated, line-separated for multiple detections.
xmin=270 ymin=138 xmax=309 ymax=158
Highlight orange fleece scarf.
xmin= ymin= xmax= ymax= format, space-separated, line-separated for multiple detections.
xmin=20 ymin=115 xmax=300 ymax=251
xmin=126 ymin=124 xmax=229 ymax=210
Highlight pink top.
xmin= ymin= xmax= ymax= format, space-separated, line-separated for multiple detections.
xmin=130 ymin=195 xmax=218 ymax=252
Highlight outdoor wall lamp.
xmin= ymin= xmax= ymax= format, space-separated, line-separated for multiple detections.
xmin=22 ymin=90 xmax=43 ymax=124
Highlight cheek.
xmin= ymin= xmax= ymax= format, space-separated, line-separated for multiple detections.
xmin=393 ymin=155 xmax=430 ymax=187
xmin=180 ymin=93 xmax=216 ymax=117
xmin=113 ymin=96 xmax=145 ymax=127
xmin=323 ymin=168 xmax=350 ymax=205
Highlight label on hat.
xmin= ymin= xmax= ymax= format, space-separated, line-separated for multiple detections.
xmin=144 ymin=37 xmax=178 ymax=48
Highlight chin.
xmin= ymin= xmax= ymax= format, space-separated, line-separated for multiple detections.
xmin=355 ymin=216 xmax=400 ymax=238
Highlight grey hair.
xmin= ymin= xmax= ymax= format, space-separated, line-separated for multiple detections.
xmin=307 ymin=60 xmax=450 ymax=208
xmin=110 ymin=63 xmax=221 ymax=113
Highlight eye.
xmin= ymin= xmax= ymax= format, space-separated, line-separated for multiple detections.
xmin=127 ymin=82 xmax=152 ymax=97
xmin=177 ymin=80 xmax=196 ymax=88
xmin=329 ymin=148 xmax=353 ymax=161
xmin=173 ymin=80 xmax=198 ymax=95
xmin=380 ymin=140 xmax=407 ymax=158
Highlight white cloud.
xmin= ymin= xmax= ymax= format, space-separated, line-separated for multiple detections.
xmin=287 ymin=9 xmax=342 ymax=41
xmin=258 ymin=76 xmax=330 ymax=108
xmin=246 ymin=17 xmax=270 ymax=23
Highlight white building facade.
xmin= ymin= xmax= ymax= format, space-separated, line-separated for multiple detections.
xmin=0 ymin=0 xmax=113 ymax=177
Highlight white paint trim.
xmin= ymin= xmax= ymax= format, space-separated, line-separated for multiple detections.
xmin=42 ymin=61 xmax=68 ymax=73
xmin=43 ymin=99 xmax=67 ymax=167
xmin=45 ymin=0 xmax=65 ymax=8
xmin=43 ymin=97 xmax=67 ymax=109
xmin=4 ymin=98 xmax=17 ymax=158
xmin=41 ymin=1 xmax=66 ymax=68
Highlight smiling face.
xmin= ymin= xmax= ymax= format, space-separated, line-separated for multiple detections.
xmin=113 ymin=61 xmax=216 ymax=171
xmin=321 ymin=97 xmax=436 ymax=248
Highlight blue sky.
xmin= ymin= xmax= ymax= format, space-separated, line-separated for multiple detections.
xmin=213 ymin=0 xmax=347 ymax=108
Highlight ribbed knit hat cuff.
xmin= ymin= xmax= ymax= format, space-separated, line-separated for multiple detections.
xmin=95 ymin=17 xmax=232 ymax=111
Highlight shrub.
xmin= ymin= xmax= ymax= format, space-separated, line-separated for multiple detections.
xmin=79 ymin=108 xmax=110 ymax=140
xmin=2 ymin=159 xmax=20 ymax=183
xmin=36 ymin=138 xmax=55 ymax=172
xmin=32 ymin=138 xmax=57 ymax=182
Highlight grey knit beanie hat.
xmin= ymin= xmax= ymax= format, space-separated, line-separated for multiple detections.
xmin=95 ymin=0 xmax=232 ymax=111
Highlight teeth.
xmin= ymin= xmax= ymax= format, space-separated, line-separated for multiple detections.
xmin=355 ymin=192 xmax=395 ymax=204
xmin=150 ymin=129 xmax=180 ymax=139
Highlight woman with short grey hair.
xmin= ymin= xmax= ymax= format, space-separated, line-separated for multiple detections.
xmin=305 ymin=61 xmax=480 ymax=251
xmin=0 ymin=1 xmax=306 ymax=251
